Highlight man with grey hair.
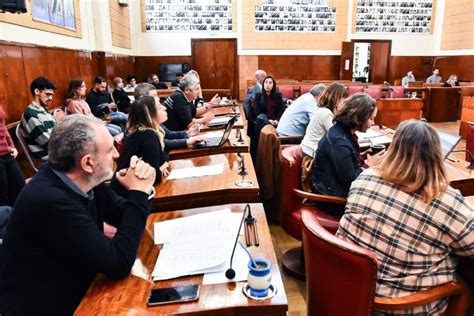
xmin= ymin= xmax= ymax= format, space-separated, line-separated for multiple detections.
xmin=276 ymin=84 xmax=326 ymax=137
xmin=0 ymin=115 xmax=156 ymax=315
xmin=163 ymin=73 xmax=214 ymax=131
xmin=244 ymin=69 xmax=267 ymax=118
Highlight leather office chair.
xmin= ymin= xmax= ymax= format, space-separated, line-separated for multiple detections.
xmin=301 ymin=209 xmax=470 ymax=316
xmin=280 ymin=145 xmax=342 ymax=280
xmin=348 ymin=85 xmax=364 ymax=95
xmin=15 ymin=124 xmax=39 ymax=173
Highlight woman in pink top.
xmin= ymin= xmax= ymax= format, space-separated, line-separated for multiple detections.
xmin=0 ymin=105 xmax=25 ymax=206
xmin=65 ymin=79 xmax=122 ymax=137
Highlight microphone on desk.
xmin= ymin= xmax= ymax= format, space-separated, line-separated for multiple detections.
xmin=225 ymin=204 xmax=250 ymax=280
xmin=451 ymin=149 xmax=474 ymax=169
xmin=383 ymin=81 xmax=399 ymax=93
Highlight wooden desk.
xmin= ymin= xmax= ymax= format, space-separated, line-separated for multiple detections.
xmin=459 ymin=96 xmax=474 ymax=138
xmin=445 ymin=159 xmax=474 ymax=196
xmin=426 ymin=87 xmax=461 ymax=122
xmin=156 ymin=89 xmax=176 ymax=99
xmin=169 ymin=129 xmax=249 ymax=160
xmin=154 ymin=153 xmax=259 ymax=212
xmin=212 ymin=104 xmax=240 ymax=116
xmin=200 ymin=115 xmax=245 ymax=132
xmin=75 ymin=204 xmax=288 ymax=316
xmin=375 ymin=98 xmax=423 ymax=129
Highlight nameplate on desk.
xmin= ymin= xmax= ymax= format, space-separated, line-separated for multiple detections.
xmin=167 ymin=163 xmax=224 ymax=180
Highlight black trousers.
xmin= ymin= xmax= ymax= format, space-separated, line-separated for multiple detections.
xmin=0 ymin=153 xmax=25 ymax=207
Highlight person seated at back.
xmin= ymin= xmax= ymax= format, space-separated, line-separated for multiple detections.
xmin=277 ymin=84 xmax=326 ymax=137
xmin=171 ymin=73 xmax=183 ymax=87
xmin=443 ymin=74 xmax=460 ymax=87
xmin=401 ymin=69 xmax=416 ymax=88
xmin=134 ymin=83 xmax=203 ymax=150
xmin=244 ymin=69 xmax=266 ymax=119
xmin=124 ymin=75 xmax=137 ymax=92
xmin=111 ymin=77 xmax=131 ymax=113
xmin=0 ymin=115 xmax=156 ymax=315
xmin=86 ymin=76 xmax=128 ymax=129
xmin=0 ymin=104 xmax=25 ymax=207
xmin=336 ymin=120 xmax=474 ymax=315
xmin=111 ymin=96 xmax=169 ymax=197
xmin=151 ymin=73 xmax=168 ymax=89
xmin=311 ymin=93 xmax=384 ymax=217
xmin=426 ymin=68 xmax=442 ymax=83
xmin=163 ymin=73 xmax=214 ymax=131
xmin=20 ymin=76 xmax=57 ymax=161
xmin=301 ymin=83 xmax=348 ymax=157
xmin=65 ymin=79 xmax=122 ymax=139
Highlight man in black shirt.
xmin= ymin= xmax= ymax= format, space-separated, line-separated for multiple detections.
xmin=0 ymin=115 xmax=156 ymax=315
xmin=151 ymin=73 xmax=169 ymax=89
xmin=163 ymin=73 xmax=214 ymax=131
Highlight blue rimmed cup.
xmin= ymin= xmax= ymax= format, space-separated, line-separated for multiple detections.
xmin=247 ymin=258 xmax=272 ymax=297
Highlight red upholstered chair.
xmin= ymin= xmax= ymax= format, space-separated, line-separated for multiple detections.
xmin=348 ymin=85 xmax=364 ymax=95
xmin=280 ymin=145 xmax=342 ymax=280
xmin=278 ymin=85 xmax=294 ymax=100
xmin=300 ymin=85 xmax=313 ymax=95
xmin=390 ymin=86 xmax=405 ymax=98
xmin=302 ymin=209 xmax=470 ymax=316
xmin=364 ymin=86 xmax=383 ymax=100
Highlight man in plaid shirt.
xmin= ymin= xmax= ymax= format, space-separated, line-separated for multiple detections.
xmin=336 ymin=120 xmax=473 ymax=315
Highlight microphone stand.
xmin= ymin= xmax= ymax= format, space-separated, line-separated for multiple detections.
xmin=451 ymin=149 xmax=474 ymax=169
xmin=244 ymin=205 xmax=259 ymax=247
xmin=235 ymin=154 xmax=254 ymax=187
xmin=225 ymin=204 xmax=249 ymax=280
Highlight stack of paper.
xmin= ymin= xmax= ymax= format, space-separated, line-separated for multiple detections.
xmin=167 ymin=163 xmax=224 ymax=180
xmin=356 ymin=129 xmax=384 ymax=147
xmin=152 ymin=209 xmax=247 ymax=282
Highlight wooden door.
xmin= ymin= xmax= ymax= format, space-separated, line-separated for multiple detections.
xmin=339 ymin=41 xmax=354 ymax=80
xmin=369 ymin=42 xmax=390 ymax=84
xmin=191 ymin=39 xmax=238 ymax=98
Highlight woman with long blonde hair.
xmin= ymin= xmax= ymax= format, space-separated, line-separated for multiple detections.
xmin=337 ymin=120 xmax=473 ymax=315
xmin=111 ymin=96 xmax=168 ymax=197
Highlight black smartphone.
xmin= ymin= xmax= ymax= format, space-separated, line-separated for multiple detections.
xmin=147 ymin=284 xmax=200 ymax=306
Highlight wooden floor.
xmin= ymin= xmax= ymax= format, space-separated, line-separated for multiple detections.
xmin=267 ymin=120 xmax=466 ymax=316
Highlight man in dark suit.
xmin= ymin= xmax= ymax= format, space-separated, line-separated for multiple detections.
xmin=243 ymin=69 xmax=266 ymax=119
xmin=151 ymin=73 xmax=169 ymax=89
xmin=0 ymin=115 xmax=156 ymax=315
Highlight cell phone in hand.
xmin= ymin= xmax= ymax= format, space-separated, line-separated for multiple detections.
xmin=147 ymin=284 xmax=200 ymax=306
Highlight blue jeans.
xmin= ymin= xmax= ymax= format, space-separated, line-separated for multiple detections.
xmin=107 ymin=124 xmax=122 ymax=136
xmin=109 ymin=111 xmax=127 ymax=128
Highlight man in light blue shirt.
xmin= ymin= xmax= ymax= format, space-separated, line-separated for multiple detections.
xmin=426 ymin=68 xmax=442 ymax=83
xmin=276 ymin=84 xmax=326 ymax=137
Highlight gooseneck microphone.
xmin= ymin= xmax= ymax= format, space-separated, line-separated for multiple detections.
xmin=225 ymin=204 xmax=250 ymax=279
xmin=383 ymin=81 xmax=399 ymax=93
xmin=451 ymin=149 xmax=474 ymax=169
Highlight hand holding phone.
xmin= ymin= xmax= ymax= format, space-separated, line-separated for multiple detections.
xmin=147 ymin=284 xmax=200 ymax=306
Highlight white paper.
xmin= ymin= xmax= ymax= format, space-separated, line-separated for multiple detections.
xmin=201 ymin=130 xmax=224 ymax=139
xmin=203 ymin=243 xmax=249 ymax=285
xmin=355 ymin=128 xmax=383 ymax=140
xmin=209 ymin=117 xmax=231 ymax=125
xmin=167 ymin=163 xmax=224 ymax=180
xmin=370 ymin=135 xmax=392 ymax=146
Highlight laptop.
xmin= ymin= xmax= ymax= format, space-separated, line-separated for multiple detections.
xmin=193 ymin=116 xmax=237 ymax=148
xmin=207 ymin=116 xmax=235 ymax=128
xmin=436 ymin=129 xmax=462 ymax=160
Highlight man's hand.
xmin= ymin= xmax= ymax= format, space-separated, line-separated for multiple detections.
xmin=159 ymin=162 xmax=170 ymax=177
xmin=209 ymin=94 xmax=221 ymax=108
xmin=115 ymin=156 xmax=156 ymax=193
xmin=201 ymin=112 xmax=215 ymax=124
xmin=108 ymin=103 xmax=117 ymax=110
xmin=10 ymin=147 xmax=18 ymax=158
xmin=186 ymin=124 xmax=200 ymax=136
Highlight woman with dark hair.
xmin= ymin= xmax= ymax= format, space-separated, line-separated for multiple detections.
xmin=252 ymin=75 xmax=286 ymax=126
xmin=250 ymin=75 xmax=286 ymax=159
xmin=65 ymin=79 xmax=122 ymax=138
xmin=0 ymin=104 xmax=25 ymax=206
xmin=337 ymin=120 xmax=474 ymax=315
xmin=301 ymin=82 xmax=348 ymax=157
xmin=311 ymin=93 xmax=384 ymax=217
xmin=111 ymin=96 xmax=168 ymax=197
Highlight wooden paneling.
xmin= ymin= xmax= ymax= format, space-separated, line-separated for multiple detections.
xmin=258 ymin=55 xmax=340 ymax=82
xmin=387 ymin=56 xmax=434 ymax=85
xmin=340 ymin=41 xmax=354 ymax=80
xmin=434 ymin=55 xmax=474 ymax=82
xmin=441 ymin=0 xmax=474 ymax=51
xmin=109 ymin=0 xmax=132 ymax=49
xmin=134 ymin=56 xmax=192 ymax=83
xmin=103 ymin=53 xmax=135 ymax=83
